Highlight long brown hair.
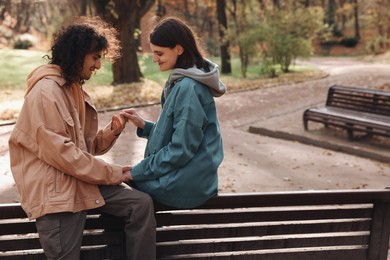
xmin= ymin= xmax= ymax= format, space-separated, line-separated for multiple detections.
xmin=149 ymin=17 xmax=205 ymax=69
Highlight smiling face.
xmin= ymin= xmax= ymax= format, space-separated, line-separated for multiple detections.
xmin=80 ymin=51 xmax=103 ymax=80
xmin=150 ymin=43 xmax=183 ymax=71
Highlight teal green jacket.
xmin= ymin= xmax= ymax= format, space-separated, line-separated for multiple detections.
xmin=131 ymin=76 xmax=224 ymax=208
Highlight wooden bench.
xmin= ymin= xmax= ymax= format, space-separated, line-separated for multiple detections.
xmin=1 ymin=189 xmax=390 ymax=259
xmin=303 ymin=84 xmax=390 ymax=140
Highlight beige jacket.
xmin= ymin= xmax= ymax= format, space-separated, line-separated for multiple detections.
xmin=9 ymin=65 xmax=123 ymax=220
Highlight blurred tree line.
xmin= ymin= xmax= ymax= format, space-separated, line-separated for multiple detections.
xmin=0 ymin=0 xmax=388 ymax=84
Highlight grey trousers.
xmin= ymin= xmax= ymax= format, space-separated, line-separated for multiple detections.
xmin=35 ymin=183 xmax=156 ymax=260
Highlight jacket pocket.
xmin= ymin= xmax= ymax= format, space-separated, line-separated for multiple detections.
xmin=48 ymin=168 xmax=75 ymax=200
xmin=48 ymin=168 xmax=63 ymax=196
xmin=63 ymin=114 xmax=77 ymax=142
xmin=55 ymin=170 xmax=63 ymax=193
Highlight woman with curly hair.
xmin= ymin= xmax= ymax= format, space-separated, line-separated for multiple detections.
xmin=9 ymin=16 xmax=156 ymax=260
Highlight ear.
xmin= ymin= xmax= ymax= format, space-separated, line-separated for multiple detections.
xmin=176 ymin=44 xmax=184 ymax=55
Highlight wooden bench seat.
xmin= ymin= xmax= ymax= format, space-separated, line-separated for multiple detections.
xmin=303 ymin=85 xmax=390 ymax=140
xmin=1 ymin=189 xmax=390 ymax=259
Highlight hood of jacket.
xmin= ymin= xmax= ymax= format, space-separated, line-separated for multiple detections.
xmin=25 ymin=64 xmax=64 ymax=97
xmin=166 ymin=59 xmax=226 ymax=98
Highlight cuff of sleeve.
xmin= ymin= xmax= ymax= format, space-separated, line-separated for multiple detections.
xmin=110 ymin=165 xmax=123 ymax=185
xmin=136 ymin=121 xmax=154 ymax=138
xmin=131 ymin=163 xmax=143 ymax=181
xmin=102 ymin=124 xmax=118 ymax=142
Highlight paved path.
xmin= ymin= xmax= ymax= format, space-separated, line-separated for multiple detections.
xmin=1 ymin=57 xmax=390 ymax=202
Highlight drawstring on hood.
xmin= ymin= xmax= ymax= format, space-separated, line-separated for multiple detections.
xmin=164 ymin=59 xmax=227 ymax=99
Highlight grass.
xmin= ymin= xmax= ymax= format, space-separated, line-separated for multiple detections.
xmin=0 ymin=49 xmax=48 ymax=89
xmin=0 ymin=49 xmax=327 ymax=121
xmin=0 ymin=49 xmax=323 ymax=89
xmin=0 ymin=49 xmax=171 ymax=90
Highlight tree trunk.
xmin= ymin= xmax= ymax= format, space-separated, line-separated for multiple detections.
xmin=93 ymin=0 xmax=155 ymax=84
xmin=113 ymin=1 xmax=142 ymax=84
xmin=326 ymin=0 xmax=336 ymax=27
xmin=273 ymin=0 xmax=280 ymax=9
xmin=81 ymin=0 xmax=87 ymax=15
xmin=353 ymin=0 xmax=360 ymax=39
xmin=217 ymin=0 xmax=231 ymax=74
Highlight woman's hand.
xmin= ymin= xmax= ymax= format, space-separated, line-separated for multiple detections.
xmin=121 ymin=165 xmax=133 ymax=182
xmin=111 ymin=113 xmax=126 ymax=136
xmin=121 ymin=108 xmax=146 ymax=129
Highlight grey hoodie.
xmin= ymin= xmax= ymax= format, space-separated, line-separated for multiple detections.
xmin=164 ymin=59 xmax=227 ymax=99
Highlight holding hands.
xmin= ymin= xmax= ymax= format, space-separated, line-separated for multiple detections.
xmin=121 ymin=165 xmax=133 ymax=183
xmin=111 ymin=108 xmax=145 ymax=184
xmin=111 ymin=114 xmax=126 ymax=136
xmin=121 ymin=108 xmax=146 ymax=130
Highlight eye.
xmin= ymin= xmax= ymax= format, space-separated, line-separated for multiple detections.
xmin=93 ymin=53 xmax=102 ymax=61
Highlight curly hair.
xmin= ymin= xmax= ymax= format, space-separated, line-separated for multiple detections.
xmin=47 ymin=16 xmax=121 ymax=86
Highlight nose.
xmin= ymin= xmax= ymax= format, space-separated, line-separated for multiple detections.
xmin=152 ymin=54 xmax=158 ymax=63
xmin=95 ymin=59 xmax=102 ymax=70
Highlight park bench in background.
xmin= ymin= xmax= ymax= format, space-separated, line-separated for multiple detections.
xmin=303 ymin=84 xmax=390 ymax=140
xmin=1 ymin=189 xmax=390 ymax=259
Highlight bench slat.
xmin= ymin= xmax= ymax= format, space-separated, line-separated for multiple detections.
xmin=156 ymin=206 xmax=372 ymax=226
xmin=307 ymin=107 xmax=390 ymax=124
xmin=0 ymin=232 xmax=123 ymax=251
xmin=157 ymin=246 xmax=368 ymax=260
xmin=155 ymin=190 xmax=390 ymax=209
xmin=156 ymin=219 xmax=371 ymax=242
xmin=0 ymin=222 xmax=36 ymax=236
xmin=157 ymin=234 xmax=369 ymax=257
xmin=0 ymin=246 xmax=116 ymax=260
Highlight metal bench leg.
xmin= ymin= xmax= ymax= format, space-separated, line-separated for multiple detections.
xmin=302 ymin=112 xmax=309 ymax=130
xmin=346 ymin=124 xmax=354 ymax=140
xmin=366 ymin=127 xmax=373 ymax=139
xmin=303 ymin=119 xmax=309 ymax=130
xmin=324 ymin=118 xmax=329 ymax=128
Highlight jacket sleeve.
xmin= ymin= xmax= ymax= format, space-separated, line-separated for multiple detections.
xmin=136 ymin=120 xmax=155 ymax=138
xmin=90 ymin=120 xmax=121 ymax=156
xmin=131 ymin=83 xmax=207 ymax=181
xmin=82 ymin=94 xmax=121 ymax=156
xmin=18 ymin=84 xmax=123 ymax=185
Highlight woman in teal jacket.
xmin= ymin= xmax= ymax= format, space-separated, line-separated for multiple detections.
xmin=123 ymin=17 xmax=226 ymax=208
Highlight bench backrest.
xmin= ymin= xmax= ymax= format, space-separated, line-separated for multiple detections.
xmin=326 ymin=85 xmax=390 ymax=116
xmin=155 ymin=190 xmax=390 ymax=259
xmin=1 ymin=190 xmax=390 ymax=260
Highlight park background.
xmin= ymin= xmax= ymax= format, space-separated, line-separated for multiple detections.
xmin=1 ymin=0 xmax=390 ymax=122
xmin=0 ymin=0 xmax=389 ymax=202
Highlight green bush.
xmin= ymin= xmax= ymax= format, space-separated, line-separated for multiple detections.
xmin=258 ymin=7 xmax=322 ymax=73
xmin=13 ymin=39 xmax=33 ymax=49
xmin=340 ymin=37 xmax=359 ymax=48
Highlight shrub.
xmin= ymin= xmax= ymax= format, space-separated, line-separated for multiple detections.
xmin=340 ymin=37 xmax=359 ymax=48
xmin=13 ymin=39 xmax=33 ymax=49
